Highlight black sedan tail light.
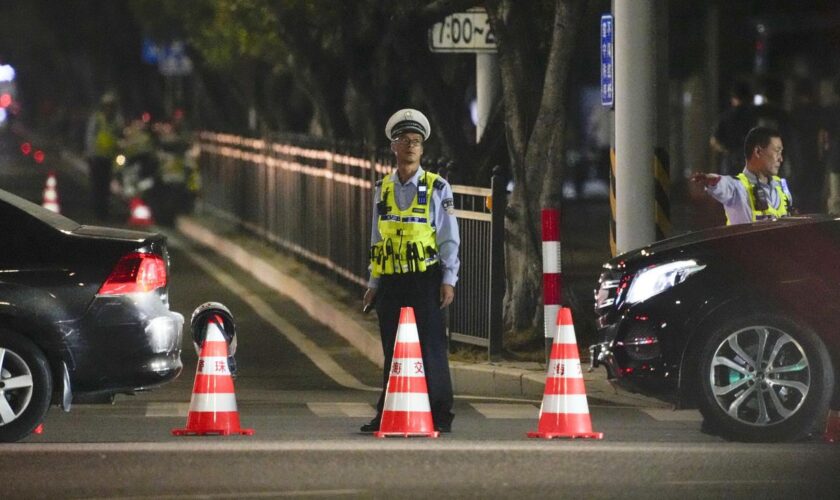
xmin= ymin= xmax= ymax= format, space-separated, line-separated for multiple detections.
xmin=97 ymin=252 xmax=167 ymax=295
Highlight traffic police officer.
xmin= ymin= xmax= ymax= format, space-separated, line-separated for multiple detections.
xmin=692 ymin=126 xmax=794 ymax=225
xmin=85 ymin=92 xmax=124 ymax=219
xmin=361 ymin=109 xmax=460 ymax=433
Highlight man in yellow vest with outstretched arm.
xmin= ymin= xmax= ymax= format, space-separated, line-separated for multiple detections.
xmin=692 ymin=126 xmax=794 ymax=225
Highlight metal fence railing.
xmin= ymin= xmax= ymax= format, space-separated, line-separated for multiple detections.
xmin=195 ymin=131 xmax=505 ymax=358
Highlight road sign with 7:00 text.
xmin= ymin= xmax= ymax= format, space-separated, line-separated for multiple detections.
xmin=428 ymin=9 xmax=497 ymax=53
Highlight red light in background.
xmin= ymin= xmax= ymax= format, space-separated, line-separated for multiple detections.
xmin=33 ymin=150 xmax=45 ymax=163
xmin=141 ymin=112 xmax=151 ymax=123
xmin=0 ymin=93 xmax=11 ymax=108
xmin=20 ymin=142 xmax=32 ymax=155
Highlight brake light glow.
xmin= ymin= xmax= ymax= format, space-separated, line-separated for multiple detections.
xmin=98 ymin=252 xmax=167 ymax=295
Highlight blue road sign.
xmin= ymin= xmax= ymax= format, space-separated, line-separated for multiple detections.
xmin=600 ymin=14 xmax=614 ymax=108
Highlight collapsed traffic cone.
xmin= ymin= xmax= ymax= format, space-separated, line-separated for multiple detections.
xmin=528 ymin=307 xmax=603 ymax=439
xmin=128 ymin=197 xmax=154 ymax=226
xmin=172 ymin=315 xmax=253 ymax=436
xmin=375 ymin=307 xmax=439 ymax=438
xmin=42 ymin=172 xmax=60 ymax=213
xmin=824 ymin=410 xmax=840 ymax=443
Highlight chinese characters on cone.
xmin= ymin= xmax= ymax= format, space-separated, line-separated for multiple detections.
xmin=528 ymin=307 xmax=603 ymax=439
xmin=375 ymin=307 xmax=439 ymax=438
xmin=172 ymin=315 xmax=253 ymax=436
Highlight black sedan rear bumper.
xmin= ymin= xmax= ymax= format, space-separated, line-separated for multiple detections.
xmin=62 ymin=294 xmax=184 ymax=395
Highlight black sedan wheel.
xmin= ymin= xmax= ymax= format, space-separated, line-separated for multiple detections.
xmin=0 ymin=330 xmax=52 ymax=442
xmin=697 ymin=314 xmax=834 ymax=442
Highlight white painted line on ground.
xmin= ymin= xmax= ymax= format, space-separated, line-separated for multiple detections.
xmin=84 ymin=489 xmax=363 ymax=499
xmin=2 ymin=441 xmax=829 ymax=454
xmin=470 ymin=403 xmax=538 ymax=419
xmin=641 ymin=409 xmax=703 ymax=422
xmin=166 ymin=233 xmax=378 ymax=393
xmin=307 ymin=402 xmax=376 ymax=418
xmin=145 ymin=403 xmax=190 ymax=417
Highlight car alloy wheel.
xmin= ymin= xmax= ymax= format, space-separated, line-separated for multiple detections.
xmin=0 ymin=330 xmax=52 ymax=442
xmin=710 ymin=326 xmax=810 ymax=426
xmin=697 ymin=314 xmax=834 ymax=442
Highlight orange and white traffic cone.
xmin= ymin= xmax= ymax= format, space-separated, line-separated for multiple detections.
xmin=528 ymin=307 xmax=603 ymax=439
xmin=375 ymin=307 xmax=439 ymax=438
xmin=128 ymin=197 xmax=154 ymax=226
xmin=172 ymin=315 xmax=253 ymax=436
xmin=824 ymin=410 xmax=840 ymax=443
xmin=42 ymin=172 xmax=60 ymax=213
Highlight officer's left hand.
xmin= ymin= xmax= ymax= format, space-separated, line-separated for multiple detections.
xmin=439 ymin=284 xmax=455 ymax=309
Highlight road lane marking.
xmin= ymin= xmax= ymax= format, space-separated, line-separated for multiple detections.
xmin=470 ymin=403 xmax=538 ymax=419
xmin=2 ymin=441 xmax=832 ymax=454
xmin=307 ymin=402 xmax=376 ymax=418
xmin=83 ymin=489 xmax=364 ymax=499
xmin=641 ymin=409 xmax=703 ymax=422
xmin=167 ymin=234 xmax=378 ymax=393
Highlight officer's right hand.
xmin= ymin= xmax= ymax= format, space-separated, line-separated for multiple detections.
xmin=690 ymin=172 xmax=721 ymax=187
xmin=363 ymin=288 xmax=377 ymax=313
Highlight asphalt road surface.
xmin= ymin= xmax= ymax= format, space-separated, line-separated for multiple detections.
xmin=1 ymin=132 xmax=838 ymax=499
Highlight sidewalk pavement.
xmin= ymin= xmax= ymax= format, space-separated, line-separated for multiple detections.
xmin=175 ymin=214 xmax=670 ymax=409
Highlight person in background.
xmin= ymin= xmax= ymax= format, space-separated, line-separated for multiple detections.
xmin=360 ymin=108 xmax=460 ymax=434
xmin=692 ymin=126 xmax=793 ymax=225
xmin=85 ymin=92 xmax=124 ymax=219
xmin=710 ymin=80 xmax=755 ymax=176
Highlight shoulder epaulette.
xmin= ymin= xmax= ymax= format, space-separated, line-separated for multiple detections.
xmin=433 ymin=178 xmax=446 ymax=191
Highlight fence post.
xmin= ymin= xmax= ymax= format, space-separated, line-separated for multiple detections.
xmin=489 ymin=165 xmax=507 ymax=360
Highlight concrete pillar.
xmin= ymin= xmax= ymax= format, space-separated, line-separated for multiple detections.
xmin=614 ymin=0 xmax=656 ymax=253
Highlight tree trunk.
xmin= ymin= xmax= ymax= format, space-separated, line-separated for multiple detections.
xmin=487 ymin=0 xmax=583 ymax=336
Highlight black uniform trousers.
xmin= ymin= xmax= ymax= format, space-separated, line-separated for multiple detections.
xmin=374 ymin=265 xmax=454 ymax=427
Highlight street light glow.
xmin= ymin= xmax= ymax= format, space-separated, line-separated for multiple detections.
xmin=0 ymin=64 xmax=15 ymax=82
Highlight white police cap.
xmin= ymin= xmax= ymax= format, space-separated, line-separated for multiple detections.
xmin=385 ymin=108 xmax=431 ymax=141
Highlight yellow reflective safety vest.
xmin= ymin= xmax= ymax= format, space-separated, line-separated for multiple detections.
xmin=93 ymin=112 xmax=120 ymax=158
xmin=729 ymin=173 xmax=791 ymax=224
xmin=370 ymin=172 xmax=442 ymax=277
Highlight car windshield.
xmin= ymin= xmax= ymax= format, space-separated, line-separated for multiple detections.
xmin=0 ymin=187 xmax=81 ymax=232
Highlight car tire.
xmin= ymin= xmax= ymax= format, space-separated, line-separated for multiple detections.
xmin=696 ymin=313 xmax=834 ymax=442
xmin=0 ymin=329 xmax=53 ymax=442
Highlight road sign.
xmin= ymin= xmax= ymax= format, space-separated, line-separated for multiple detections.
xmin=600 ymin=14 xmax=614 ymax=108
xmin=429 ymin=9 xmax=497 ymax=53
xmin=158 ymin=41 xmax=193 ymax=77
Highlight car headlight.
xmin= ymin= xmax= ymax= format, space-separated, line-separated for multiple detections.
xmin=625 ymin=259 xmax=706 ymax=305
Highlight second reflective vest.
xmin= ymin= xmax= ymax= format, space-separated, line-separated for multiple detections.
xmin=728 ymin=173 xmax=791 ymax=225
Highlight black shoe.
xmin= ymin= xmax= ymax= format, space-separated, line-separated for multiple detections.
xmin=360 ymin=418 xmax=381 ymax=433
xmin=434 ymin=422 xmax=452 ymax=433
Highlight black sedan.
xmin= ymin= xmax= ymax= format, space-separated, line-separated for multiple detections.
xmin=591 ymin=216 xmax=838 ymax=442
xmin=0 ymin=188 xmax=183 ymax=442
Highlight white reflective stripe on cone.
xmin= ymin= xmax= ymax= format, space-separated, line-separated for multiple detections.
xmin=205 ymin=322 xmax=227 ymax=342
xmin=546 ymin=359 xmax=583 ymax=379
xmin=542 ymin=241 xmax=561 ymax=273
xmin=396 ymin=325 xmax=420 ymax=343
xmin=554 ymin=324 xmax=578 ymax=344
xmin=383 ymin=393 xmax=432 ymax=412
xmin=388 ymin=357 xmax=427 ymax=377
xmin=544 ymin=304 xmax=560 ymax=338
xmin=189 ymin=392 xmax=239 ymax=412
xmin=541 ymin=394 xmax=591 ymax=414
xmin=197 ymin=356 xmax=231 ymax=375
